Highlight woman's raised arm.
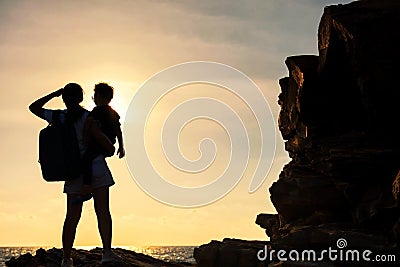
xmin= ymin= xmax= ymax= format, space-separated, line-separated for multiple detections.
xmin=29 ymin=89 xmax=64 ymax=119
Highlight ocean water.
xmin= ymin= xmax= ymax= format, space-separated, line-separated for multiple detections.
xmin=0 ymin=246 xmax=196 ymax=267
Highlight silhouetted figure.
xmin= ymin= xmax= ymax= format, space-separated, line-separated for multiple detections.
xmin=81 ymin=83 xmax=125 ymax=188
xmin=29 ymin=83 xmax=122 ymax=267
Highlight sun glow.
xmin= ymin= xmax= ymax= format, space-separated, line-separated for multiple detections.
xmin=81 ymin=80 xmax=139 ymax=122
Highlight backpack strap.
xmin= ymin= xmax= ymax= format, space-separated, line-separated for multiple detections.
xmin=51 ymin=110 xmax=64 ymax=126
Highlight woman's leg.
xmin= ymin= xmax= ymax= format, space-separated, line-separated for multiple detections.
xmin=92 ymin=186 xmax=112 ymax=250
xmin=62 ymin=194 xmax=83 ymax=259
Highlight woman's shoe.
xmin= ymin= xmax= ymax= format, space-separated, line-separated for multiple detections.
xmin=101 ymin=251 xmax=122 ymax=264
xmin=61 ymin=257 xmax=74 ymax=267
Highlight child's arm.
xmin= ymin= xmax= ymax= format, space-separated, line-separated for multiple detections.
xmin=90 ymin=121 xmax=115 ymax=157
xmin=116 ymin=125 xmax=125 ymax=158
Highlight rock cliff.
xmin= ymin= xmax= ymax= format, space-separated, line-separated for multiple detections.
xmin=258 ymin=0 xmax=400 ymax=266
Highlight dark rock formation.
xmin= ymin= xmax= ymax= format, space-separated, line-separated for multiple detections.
xmin=257 ymin=0 xmax=400 ymax=266
xmin=5 ymin=247 xmax=194 ymax=267
xmin=194 ymin=238 xmax=268 ymax=267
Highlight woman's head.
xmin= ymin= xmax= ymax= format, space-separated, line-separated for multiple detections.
xmin=62 ymin=83 xmax=84 ymax=108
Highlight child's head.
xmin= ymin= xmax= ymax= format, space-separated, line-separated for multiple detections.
xmin=94 ymin=82 xmax=114 ymax=105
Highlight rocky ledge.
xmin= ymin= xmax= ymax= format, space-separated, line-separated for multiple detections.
xmin=194 ymin=238 xmax=268 ymax=267
xmin=258 ymin=0 xmax=400 ymax=266
xmin=5 ymin=247 xmax=195 ymax=267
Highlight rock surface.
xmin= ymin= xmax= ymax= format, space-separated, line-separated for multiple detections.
xmin=5 ymin=247 xmax=194 ymax=267
xmin=193 ymin=238 xmax=268 ymax=267
xmin=259 ymin=0 xmax=400 ymax=266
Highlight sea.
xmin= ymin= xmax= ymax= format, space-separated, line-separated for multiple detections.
xmin=0 ymin=246 xmax=197 ymax=267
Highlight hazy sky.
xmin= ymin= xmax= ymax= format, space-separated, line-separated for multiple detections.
xmin=0 ymin=0 xmax=353 ymax=247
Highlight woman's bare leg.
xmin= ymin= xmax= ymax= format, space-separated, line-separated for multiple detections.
xmin=92 ymin=186 xmax=112 ymax=250
xmin=62 ymin=194 xmax=83 ymax=258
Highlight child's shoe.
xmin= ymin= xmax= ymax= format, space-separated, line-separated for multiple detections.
xmin=101 ymin=250 xmax=122 ymax=264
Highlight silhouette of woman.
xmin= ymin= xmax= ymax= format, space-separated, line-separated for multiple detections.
xmin=29 ymin=83 xmax=121 ymax=267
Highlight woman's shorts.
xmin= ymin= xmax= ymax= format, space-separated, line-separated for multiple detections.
xmin=63 ymin=155 xmax=115 ymax=194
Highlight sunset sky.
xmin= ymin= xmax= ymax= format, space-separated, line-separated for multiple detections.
xmin=0 ymin=0 xmax=352 ymax=247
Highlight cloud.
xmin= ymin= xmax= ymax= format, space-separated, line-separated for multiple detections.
xmin=0 ymin=0 xmax=354 ymax=82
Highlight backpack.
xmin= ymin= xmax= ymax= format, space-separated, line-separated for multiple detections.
xmin=38 ymin=110 xmax=81 ymax=181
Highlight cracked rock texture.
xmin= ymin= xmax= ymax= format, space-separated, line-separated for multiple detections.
xmin=259 ymin=0 xmax=400 ymax=266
